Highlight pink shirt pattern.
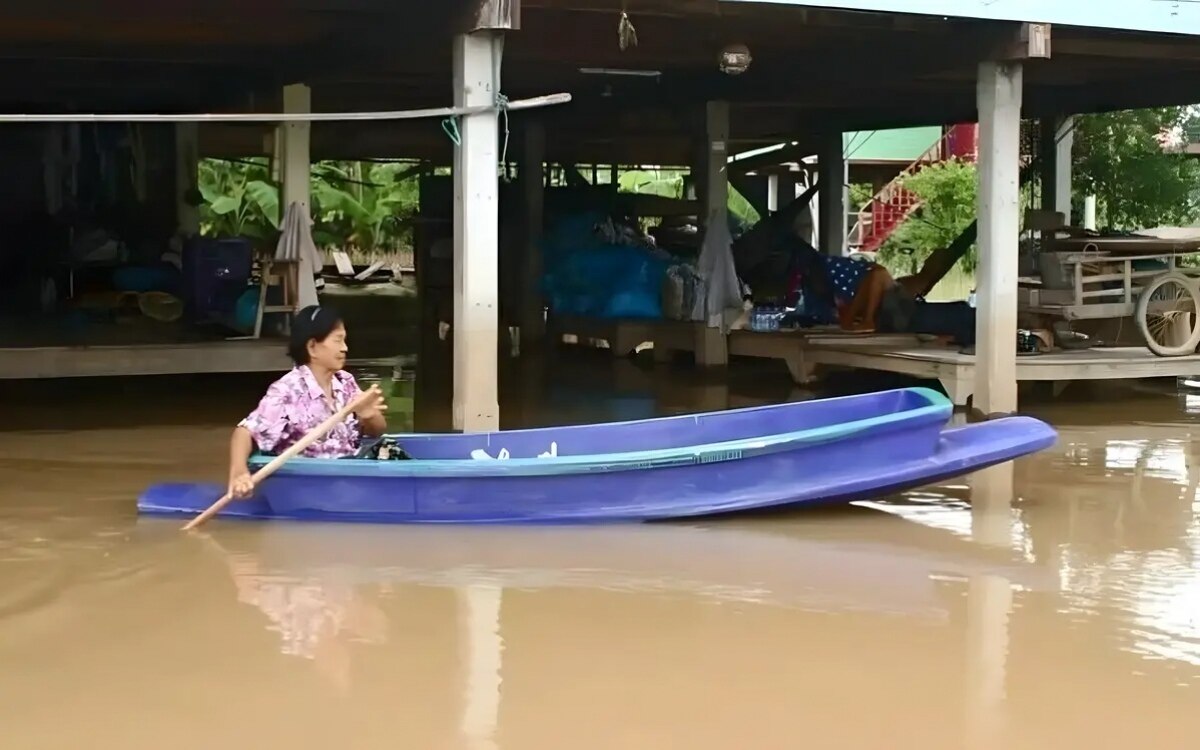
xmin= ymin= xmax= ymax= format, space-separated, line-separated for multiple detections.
xmin=238 ymin=366 xmax=365 ymax=458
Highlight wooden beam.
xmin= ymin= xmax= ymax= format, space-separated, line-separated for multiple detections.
xmin=465 ymin=0 xmax=521 ymax=31
xmin=522 ymin=0 xmax=718 ymax=16
xmin=1055 ymin=36 xmax=1200 ymax=62
xmin=993 ymin=22 xmax=1051 ymax=61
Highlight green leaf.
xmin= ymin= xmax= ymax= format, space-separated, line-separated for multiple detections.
xmin=209 ymin=195 xmax=242 ymax=215
xmin=245 ymin=180 xmax=281 ymax=228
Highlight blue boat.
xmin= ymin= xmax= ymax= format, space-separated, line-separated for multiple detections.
xmin=138 ymin=387 xmax=1056 ymax=524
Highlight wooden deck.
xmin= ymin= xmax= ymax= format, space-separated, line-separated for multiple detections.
xmin=545 ymin=315 xmax=1200 ymax=407
xmin=0 ymin=340 xmax=291 ymax=379
xmin=810 ymin=344 xmax=1200 ymax=405
xmin=728 ymin=328 xmax=921 ymax=382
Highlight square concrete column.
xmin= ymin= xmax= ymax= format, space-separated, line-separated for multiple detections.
xmin=1055 ymin=117 xmax=1074 ymax=224
xmin=1038 ymin=115 xmax=1073 ymax=223
xmin=974 ymin=61 xmax=1024 ymax=415
xmin=280 ymin=84 xmax=311 ymax=212
xmin=817 ymin=132 xmax=845 ymax=256
xmin=452 ymin=32 xmax=502 ymax=432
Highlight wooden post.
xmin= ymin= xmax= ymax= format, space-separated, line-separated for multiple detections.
xmin=280 ymin=84 xmax=311 ymax=212
xmin=974 ymin=61 xmax=1024 ymax=415
xmin=704 ymin=101 xmax=730 ymax=225
xmin=452 ymin=32 xmax=502 ymax=432
xmin=818 ymin=132 xmax=845 ymax=256
xmin=520 ymin=119 xmax=546 ymax=351
xmin=174 ymin=123 xmax=200 ymax=236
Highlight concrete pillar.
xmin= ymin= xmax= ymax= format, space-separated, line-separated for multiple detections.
xmin=174 ymin=123 xmax=200 ymax=236
xmin=1038 ymin=115 xmax=1073 ymax=224
xmin=767 ymin=173 xmax=779 ymax=213
xmin=1055 ymin=117 xmax=1074 ymax=224
xmin=280 ymin=83 xmax=317 ymax=310
xmin=520 ymin=120 xmax=546 ymax=350
xmin=280 ymin=84 xmax=311 ymax=212
xmin=452 ymin=32 xmax=502 ymax=432
xmin=818 ymin=132 xmax=845 ymax=256
xmin=974 ymin=61 xmax=1023 ymax=415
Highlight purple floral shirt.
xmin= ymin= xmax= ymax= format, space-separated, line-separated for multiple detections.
xmin=238 ymin=366 xmax=365 ymax=458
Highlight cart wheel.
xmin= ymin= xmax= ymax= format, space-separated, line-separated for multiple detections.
xmin=1135 ymin=271 xmax=1200 ymax=356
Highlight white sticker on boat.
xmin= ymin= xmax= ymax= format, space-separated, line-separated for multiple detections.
xmin=470 ymin=442 xmax=557 ymax=460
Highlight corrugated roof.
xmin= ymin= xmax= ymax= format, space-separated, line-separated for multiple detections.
xmin=844 ymin=128 xmax=942 ymax=162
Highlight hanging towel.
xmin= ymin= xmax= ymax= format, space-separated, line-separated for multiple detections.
xmin=692 ymin=208 xmax=744 ymax=330
xmin=275 ymin=201 xmax=322 ymax=309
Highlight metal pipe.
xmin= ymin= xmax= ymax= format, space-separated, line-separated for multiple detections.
xmin=0 ymin=93 xmax=571 ymax=123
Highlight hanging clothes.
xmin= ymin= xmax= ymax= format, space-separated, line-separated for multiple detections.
xmin=275 ymin=201 xmax=323 ymax=309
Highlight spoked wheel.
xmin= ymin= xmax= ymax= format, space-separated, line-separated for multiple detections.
xmin=1135 ymin=271 xmax=1200 ymax=356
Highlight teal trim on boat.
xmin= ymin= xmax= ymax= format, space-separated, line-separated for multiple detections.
xmin=248 ymin=386 xmax=952 ymax=479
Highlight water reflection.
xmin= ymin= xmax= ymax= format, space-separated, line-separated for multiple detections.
xmin=165 ymin=514 xmax=1057 ymax=749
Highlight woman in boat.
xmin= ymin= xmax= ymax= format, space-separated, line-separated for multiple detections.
xmin=227 ymin=305 xmax=388 ymax=499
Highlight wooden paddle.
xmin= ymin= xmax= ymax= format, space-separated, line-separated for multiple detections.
xmin=182 ymin=386 xmax=380 ymax=531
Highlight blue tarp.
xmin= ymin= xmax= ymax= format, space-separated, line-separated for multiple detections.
xmin=541 ymin=211 xmax=671 ymax=320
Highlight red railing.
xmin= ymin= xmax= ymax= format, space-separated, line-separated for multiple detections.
xmin=848 ymin=124 xmax=978 ymax=253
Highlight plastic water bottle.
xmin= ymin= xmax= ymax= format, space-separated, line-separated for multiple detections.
xmin=968 ymin=289 xmax=977 ymax=308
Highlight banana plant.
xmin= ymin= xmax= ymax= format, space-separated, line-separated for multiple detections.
xmin=198 ymin=158 xmax=280 ymax=240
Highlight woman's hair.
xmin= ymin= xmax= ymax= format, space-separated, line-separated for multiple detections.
xmin=288 ymin=305 xmax=344 ymax=366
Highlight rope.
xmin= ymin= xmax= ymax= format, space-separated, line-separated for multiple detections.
xmin=493 ymin=35 xmax=510 ymax=166
xmin=441 ymin=117 xmax=462 ymax=147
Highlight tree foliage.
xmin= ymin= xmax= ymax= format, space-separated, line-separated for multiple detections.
xmin=869 ymin=106 xmax=1200 ymax=276
xmin=877 ymin=158 xmax=979 ymax=274
xmin=1072 ymin=107 xmax=1200 ymax=230
xmin=198 ymin=158 xmax=420 ymax=252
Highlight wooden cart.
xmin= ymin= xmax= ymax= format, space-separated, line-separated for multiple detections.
xmin=1018 ymin=236 xmax=1200 ymax=357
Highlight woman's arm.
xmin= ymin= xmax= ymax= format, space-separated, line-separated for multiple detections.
xmin=359 ymin=410 xmax=387 ymax=438
xmin=228 ymin=426 xmax=256 ymax=498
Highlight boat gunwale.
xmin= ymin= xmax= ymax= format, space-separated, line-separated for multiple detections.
xmin=249 ymin=387 xmax=953 ymax=479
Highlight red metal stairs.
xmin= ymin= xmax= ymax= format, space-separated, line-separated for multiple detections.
xmin=850 ymin=123 xmax=978 ymax=253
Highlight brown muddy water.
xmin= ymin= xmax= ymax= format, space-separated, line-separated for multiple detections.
xmin=2 ymin=352 xmax=1199 ymax=749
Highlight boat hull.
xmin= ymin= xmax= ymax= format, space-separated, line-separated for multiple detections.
xmin=138 ymin=415 xmax=1056 ymax=524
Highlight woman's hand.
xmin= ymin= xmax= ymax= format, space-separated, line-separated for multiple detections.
xmin=228 ymin=469 xmax=255 ymax=500
xmin=354 ymin=384 xmax=389 ymax=421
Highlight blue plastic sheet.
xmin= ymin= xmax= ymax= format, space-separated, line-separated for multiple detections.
xmin=540 ymin=212 xmax=670 ymax=320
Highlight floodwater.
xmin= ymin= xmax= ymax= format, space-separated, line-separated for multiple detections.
xmin=2 ymin=352 xmax=1200 ymax=749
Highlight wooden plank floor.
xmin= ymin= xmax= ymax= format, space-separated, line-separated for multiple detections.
xmin=0 ymin=340 xmax=291 ymax=379
xmin=810 ymin=343 xmax=1200 ymax=405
